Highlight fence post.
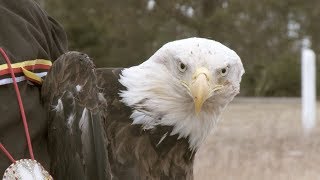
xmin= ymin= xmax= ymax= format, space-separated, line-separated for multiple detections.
xmin=301 ymin=37 xmax=317 ymax=133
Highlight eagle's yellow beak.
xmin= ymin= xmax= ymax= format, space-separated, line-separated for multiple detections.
xmin=190 ymin=67 xmax=223 ymax=114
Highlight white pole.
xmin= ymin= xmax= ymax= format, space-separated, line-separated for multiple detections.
xmin=301 ymin=37 xmax=317 ymax=133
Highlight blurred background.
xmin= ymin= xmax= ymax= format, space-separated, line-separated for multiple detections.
xmin=36 ymin=0 xmax=320 ymax=97
xmin=36 ymin=0 xmax=319 ymax=179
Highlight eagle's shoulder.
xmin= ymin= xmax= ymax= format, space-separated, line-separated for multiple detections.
xmin=95 ymin=68 xmax=132 ymax=124
xmin=95 ymin=68 xmax=124 ymax=101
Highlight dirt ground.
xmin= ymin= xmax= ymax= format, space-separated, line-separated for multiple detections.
xmin=194 ymin=98 xmax=320 ymax=180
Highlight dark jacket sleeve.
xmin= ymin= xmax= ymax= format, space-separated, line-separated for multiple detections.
xmin=0 ymin=0 xmax=68 ymax=63
xmin=0 ymin=0 xmax=68 ymax=176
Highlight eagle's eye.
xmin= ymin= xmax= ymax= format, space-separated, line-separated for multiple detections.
xmin=220 ymin=67 xmax=229 ymax=76
xmin=178 ymin=62 xmax=187 ymax=72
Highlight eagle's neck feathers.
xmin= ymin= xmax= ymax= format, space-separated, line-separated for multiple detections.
xmin=119 ymin=61 xmax=227 ymax=151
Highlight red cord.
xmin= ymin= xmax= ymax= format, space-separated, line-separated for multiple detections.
xmin=0 ymin=48 xmax=34 ymax=160
xmin=0 ymin=143 xmax=15 ymax=163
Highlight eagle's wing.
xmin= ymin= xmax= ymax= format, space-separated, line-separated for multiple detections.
xmin=42 ymin=52 xmax=111 ymax=180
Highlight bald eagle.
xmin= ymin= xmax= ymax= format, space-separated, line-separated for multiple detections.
xmin=42 ymin=38 xmax=244 ymax=180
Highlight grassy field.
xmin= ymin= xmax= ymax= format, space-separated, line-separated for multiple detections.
xmin=194 ymin=98 xmax=320 ymax=180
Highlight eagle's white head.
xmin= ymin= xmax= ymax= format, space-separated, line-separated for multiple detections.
xmin=119 ymin=37 xmax=244 ymax=151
